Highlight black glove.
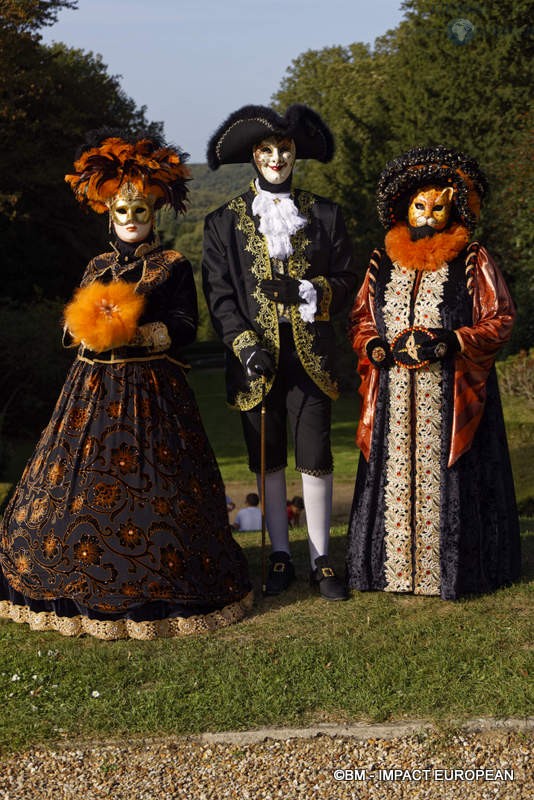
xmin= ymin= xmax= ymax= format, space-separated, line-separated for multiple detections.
xmin=418 ymin=329 xmax=460 ymax=363
xmin=366 ymin=337 xmax=392 ymax=368
xmin=260 ymin=276 xmax=302 ymax=305
xmin=239 ymin=345 xmax=275 ymax=379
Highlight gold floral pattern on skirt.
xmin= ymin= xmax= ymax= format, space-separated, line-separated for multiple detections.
xmin=0 ymin=356 xmax=251 ymax=615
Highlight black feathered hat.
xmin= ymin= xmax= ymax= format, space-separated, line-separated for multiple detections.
xmin=207 ymin=104 xmax=334 ymax=170
xmin=376 ymin=146 xmax=488 ymax=232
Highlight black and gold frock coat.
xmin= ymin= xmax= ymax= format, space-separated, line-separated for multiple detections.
xmin=0 ymin=242 xmax=252 ymax=639
xmin=202 ymin=183 xmax=356 ymax=411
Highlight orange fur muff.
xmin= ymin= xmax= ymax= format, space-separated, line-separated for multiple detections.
xmin=64 ymin=281 xmax=146 ymax=352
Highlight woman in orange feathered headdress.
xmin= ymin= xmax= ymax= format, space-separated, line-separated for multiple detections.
xmin=345 ymin=146 xmax=520 ymax=601
xmin=0 ymin=132 xmax=252 ymax=640
xmin=63 ymin=131 xmax=191 ymax=352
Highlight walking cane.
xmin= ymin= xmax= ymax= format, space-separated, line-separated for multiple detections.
xmin=260 ymin=374 xmax=267 ymax=594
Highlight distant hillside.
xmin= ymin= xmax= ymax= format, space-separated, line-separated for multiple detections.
xmin=155 ymin=163 xmax=254 ymax=341
xmin=184 ymin=163 xmax=255 ymax=222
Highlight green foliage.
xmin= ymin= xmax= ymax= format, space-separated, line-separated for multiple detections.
xmin=1 ymin=10 xmax=163 ymax=301
xmin=158 ymin=164 xmax=255 ymax=342
xmin=378 ymin=0 xmax=533 ymax=156
xmin=489 ymin=108 xmax=534 ymax=353
xmin=496 ymin=349 xmax=534 ymax=406
xmin=0 ymin=297 xmax=72 ymax=451
xmin=275 ymin=43 xmax=393 ymax=271
xmin=272 ymin=0 xmax=534 ymax=345
xmin=0 ymin=1 xmax=77 ymax=33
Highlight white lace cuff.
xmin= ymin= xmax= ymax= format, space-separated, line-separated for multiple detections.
xmin=298 ymin=280 xmax=317 ymax=323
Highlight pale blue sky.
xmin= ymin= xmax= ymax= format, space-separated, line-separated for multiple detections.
xmin=41 ymin=0 xmax=405 ymax=162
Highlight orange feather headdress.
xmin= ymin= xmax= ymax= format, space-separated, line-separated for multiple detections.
xmin=65 ymin=134 xmax=191 ymax=214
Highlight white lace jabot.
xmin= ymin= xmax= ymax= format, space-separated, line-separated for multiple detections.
xmin=251 ymin=180 xmax=307 ymax=261
xmin=252 ymin=180 xmax=317 ymax=323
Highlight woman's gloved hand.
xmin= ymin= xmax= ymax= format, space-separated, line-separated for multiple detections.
xmin=366 ymin=337 xmax=393 ymax=368
xmin=131 ymin=322 xmax=171 ymax=352
xmin=419 ymin=329 xmax=460 ymax=362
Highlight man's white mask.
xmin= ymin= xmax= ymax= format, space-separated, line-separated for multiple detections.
xmin=253 ymin=136 xmax=296 ymax=185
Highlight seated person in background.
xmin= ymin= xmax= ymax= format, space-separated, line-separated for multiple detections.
xmin=287 ymin=496 xmax=304 ymax=528
xmin=233 ymin=493 xmax=262 ymax=531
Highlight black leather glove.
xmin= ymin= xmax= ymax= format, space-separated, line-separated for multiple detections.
xmin=366 ymin=337 xmax=392 ymax=368
xmin=260 ymin=276 xmax=302 ymax=305
xmin=239 ymin=345 xmax=275 ymax=379
xmin=418 ymin=329 xmax=460 ymax=363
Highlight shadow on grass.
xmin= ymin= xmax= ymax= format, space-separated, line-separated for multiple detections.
xmin=236 ymin=526 xmax=533 ymax=615
xmin=519 ymin=525 xmax=534 ymax=580
xmin=231 ymin=528 xmax=347 ymax=620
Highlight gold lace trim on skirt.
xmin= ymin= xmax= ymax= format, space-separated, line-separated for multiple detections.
xmin=0 ymin=591 xmax=254 ymax=641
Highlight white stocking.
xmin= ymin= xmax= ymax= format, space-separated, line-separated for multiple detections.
xmin=301 ymin=472 xmax=333 ymax=565
xmin=256 ymin=468 xmax=290 ymax=555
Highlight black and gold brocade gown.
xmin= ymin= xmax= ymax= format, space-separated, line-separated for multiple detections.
xmin=0 ymin=242 xmax=252 ymax=639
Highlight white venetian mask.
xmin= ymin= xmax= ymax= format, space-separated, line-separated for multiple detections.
xmin=253 ymin=136 xmax=296 ymax=184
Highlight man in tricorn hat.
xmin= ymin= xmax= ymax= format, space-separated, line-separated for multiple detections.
xmin=202 ymin=104 xmax=357 ymax=599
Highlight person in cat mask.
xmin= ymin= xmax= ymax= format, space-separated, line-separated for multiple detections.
xmin=202 ymin=104 xmax=357 ymax=599
xmin=345 ymin=146 xmax=521 ymax=599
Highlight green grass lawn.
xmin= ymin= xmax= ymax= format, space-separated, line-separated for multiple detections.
xmin=0 ymin=367 xmax=533 ymax=754
xmin=0 ymin=526 xmax=532 ymax=754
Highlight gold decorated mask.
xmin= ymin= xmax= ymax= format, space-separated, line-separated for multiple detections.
xmin=109 ymin=182 xmax=154 ymax=243
xmin=407 ymin=185 xmax=454 ymax=231
xmin=253 ymin=136 xmax=296 ymax=184
xmin=109 ymin=182 xmax=154 ymax=226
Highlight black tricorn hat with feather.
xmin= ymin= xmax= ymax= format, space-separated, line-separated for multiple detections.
xmin=206 ymin=104 xmax=335 ymax=170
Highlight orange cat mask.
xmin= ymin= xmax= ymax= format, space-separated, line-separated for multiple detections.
xmin=407 ymin=185 xmax=455 ymax=231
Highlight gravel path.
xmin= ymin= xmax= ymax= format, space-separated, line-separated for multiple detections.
xmin=1 ymin=722 xmax=532 ymax=799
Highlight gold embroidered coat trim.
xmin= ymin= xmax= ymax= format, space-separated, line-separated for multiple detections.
xmin=228 ymin=187 xmax=339 ymax=410
xmin=232 ymin=329 xmax=260 ymax=360
xmin=311 ymin=276 xmax=333 ymax=321
xmin=228 ymin=193 xmax=279 ymax=410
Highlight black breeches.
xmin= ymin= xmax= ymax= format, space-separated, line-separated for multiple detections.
xmin=240 ymin=325 xmax=333 ymax=475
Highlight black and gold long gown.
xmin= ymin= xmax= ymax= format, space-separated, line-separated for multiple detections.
xmin=346 ymin=242 xmax=521 ymax=599
xmin=0 ymin=241 xmax=252 ymax=639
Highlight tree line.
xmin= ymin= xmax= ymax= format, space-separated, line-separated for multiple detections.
xmin=271 ymin=0 xmax=533 ymax=352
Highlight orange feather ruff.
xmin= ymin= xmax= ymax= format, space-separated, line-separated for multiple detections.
xmin=64 ymin=281 xmax=146 ymax=352
xmin=385 ymin=222 xmax=470 ymax=271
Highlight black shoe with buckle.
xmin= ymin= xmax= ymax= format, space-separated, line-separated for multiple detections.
xmin=310 ymin=555 xmax=349 ymax=601
xmin=265 ymin=551 xmax=295 ymax=596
